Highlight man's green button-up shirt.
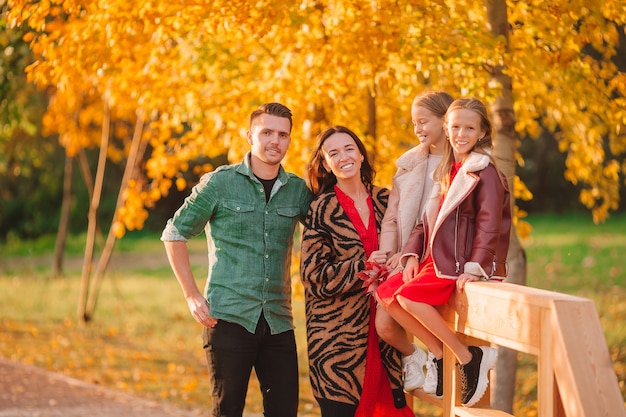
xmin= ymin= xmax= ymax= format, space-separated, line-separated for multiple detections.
xmin=161 ymin=153 xmax=312 ymax=334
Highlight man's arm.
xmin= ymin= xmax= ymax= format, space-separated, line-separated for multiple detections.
xmin=163 ymin=240 xmax=216 ymax=328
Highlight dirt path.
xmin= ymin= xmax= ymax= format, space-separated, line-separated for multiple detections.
xmin=0 ymin=357 xmax=207 ymax=417
xmin=0 ymin=358 xmax=267 ymax=417
xmin=1 ymin=251 xmax=208 ymax=273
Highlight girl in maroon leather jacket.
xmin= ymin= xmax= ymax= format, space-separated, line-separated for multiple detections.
xmin=375 ymin=98 xmax=511 ymax=408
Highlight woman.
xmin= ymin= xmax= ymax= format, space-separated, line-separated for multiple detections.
xmin=376 ymin=98 xmax=512 ymax=407
xmin=300 ymin=126 xmax=413 ymax=417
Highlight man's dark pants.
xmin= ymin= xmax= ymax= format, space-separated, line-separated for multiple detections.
xmin=203 ymin=314 xmax=299 ymax=417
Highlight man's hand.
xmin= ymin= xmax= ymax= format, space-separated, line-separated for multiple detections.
xmin=187 ymin=295 xmax=217 ymax=328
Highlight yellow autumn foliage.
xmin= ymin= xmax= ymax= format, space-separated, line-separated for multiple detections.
xmin=5 ymin=0 xmax=626 ymax=237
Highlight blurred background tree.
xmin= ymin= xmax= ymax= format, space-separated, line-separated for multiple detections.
xmin=1 ymin=9 xmax=62 ymax=239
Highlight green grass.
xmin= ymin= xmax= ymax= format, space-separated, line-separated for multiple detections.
xmin=523 ymin=213 xmax=626 ymax=349
xmin=524 ymin=214 xmax=625 ymax=292
xmin=1 ymin=212 xmax=625 ymax=416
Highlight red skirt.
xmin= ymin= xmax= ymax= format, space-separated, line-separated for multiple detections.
xmin=376 ymin=255 xmax=456 ymax=308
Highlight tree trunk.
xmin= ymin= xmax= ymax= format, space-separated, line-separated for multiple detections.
xmin=52 ymin=154 xmax=73 ymax=278
xmin=85 ymin=110 xmax=146 ymax=320
xmin=366 ymin=92 xmax=377 ymax=162
xmin=485 ymin=0 xmax=527 ymax=413
xmin=78 ymin=98 xmax=110 ymax=324
xmin=77 ymin=148 xmax=106 ymax=250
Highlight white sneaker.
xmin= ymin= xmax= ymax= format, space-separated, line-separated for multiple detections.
xmin=423 ymin=351 xmax=437 ymax=394
xmin=402 ymin=344 xmax=427 ymax=391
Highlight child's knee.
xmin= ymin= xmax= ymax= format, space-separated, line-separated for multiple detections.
xmin=375 ymin=309 xmax=395 ymax=339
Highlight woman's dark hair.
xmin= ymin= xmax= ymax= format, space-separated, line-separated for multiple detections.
xmin=306 ymin=125 xmax=374 ymax=196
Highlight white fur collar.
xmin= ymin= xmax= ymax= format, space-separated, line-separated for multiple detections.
xmin=429 ymin=152 xmax=491 ymax=242
xmin=458 ymin=151 xmax=491 ymax=174
xmin=395 ymin=144 xmax=429 ymax=171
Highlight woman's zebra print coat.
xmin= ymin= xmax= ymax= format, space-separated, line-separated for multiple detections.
xmin=300 ymin=185 xmax=404 ymax=405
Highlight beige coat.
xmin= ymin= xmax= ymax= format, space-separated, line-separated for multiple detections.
xmin=379 ymin=144 xmax=435 ymax=255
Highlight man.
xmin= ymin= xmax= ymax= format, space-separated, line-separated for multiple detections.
xmin=161 ymin=102 xmax=312 ymax=417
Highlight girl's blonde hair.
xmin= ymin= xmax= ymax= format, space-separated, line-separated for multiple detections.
xmin=412 ymin=90 xmax=454 ymax=119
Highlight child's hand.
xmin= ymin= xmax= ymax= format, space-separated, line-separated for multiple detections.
xmin=456 ymin=273 xmax=481 ymax=291
xmin=385 ymin=252 xmax=402 ymax=269
xmin=402 ymin=256 xmax=419 ymax=282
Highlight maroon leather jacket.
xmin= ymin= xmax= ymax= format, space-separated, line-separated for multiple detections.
xmin=402 ymin=152 xmax=511 ymax=280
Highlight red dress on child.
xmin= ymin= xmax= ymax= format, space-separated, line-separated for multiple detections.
xmin=376 ymin=254 xmax=455 ymax=307
xmin=376 ymin=161 xmax=463 ymax=308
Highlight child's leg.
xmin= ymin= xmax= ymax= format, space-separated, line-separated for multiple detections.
xmin=396 ymin=295 xmax=471 ymax=364
xmin=375 ymin=305 xmax=413 ymax=356
xmin=377 ymin=301 xmax=431 ymax=391
xmin=384 ymin=299 xmax=444 ymax=358
xmin=396 ymin=296 xmax=497 ymax=406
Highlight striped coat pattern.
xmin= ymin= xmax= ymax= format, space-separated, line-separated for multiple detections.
xmin=300 ymin=185 xmax=403 ymax=405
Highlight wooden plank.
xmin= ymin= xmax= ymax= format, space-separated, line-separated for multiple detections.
xmin=462 ymin=282 xmax=588 ymax=306
xmin=455 ymin=408 xmax=514 ymax=417
xmin=410 ymin=388 xmax=443 ymax=407
xmin=443 ymin=346 xmax=456 ymax=417
xmin=550 ymin=298 xmax=626 ymax=417
xmin=411 ymin=282 xmax=625 ymax=417
xmin=538 ymin=306 xmax=556 ymax=417
xmin=442 ymin=282 xmax=589 ymax=355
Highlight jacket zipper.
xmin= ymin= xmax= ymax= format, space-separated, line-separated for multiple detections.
xmin=454 ymin=207 xmax=460 ymax=273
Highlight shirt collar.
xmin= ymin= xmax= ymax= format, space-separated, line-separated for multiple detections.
xmin=237 ymin=152 xmax=289 ymax=184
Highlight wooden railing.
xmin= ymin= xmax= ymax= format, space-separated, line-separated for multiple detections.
xmin=407 ymin=282 xmax=625 ymax=417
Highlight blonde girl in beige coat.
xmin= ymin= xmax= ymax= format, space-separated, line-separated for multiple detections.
xmin=375 ymin=91 xmax=454 ymax=395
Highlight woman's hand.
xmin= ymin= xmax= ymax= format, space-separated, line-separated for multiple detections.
xmin=385 ymin=252 xmax=402 ymax=269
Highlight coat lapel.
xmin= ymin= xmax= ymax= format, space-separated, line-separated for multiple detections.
xmin=430 ymin=152 xmax=490 ymax=243
xmin=395 ymin=145 xmax=429 ymax=244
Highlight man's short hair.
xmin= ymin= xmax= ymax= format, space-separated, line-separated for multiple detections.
xmin=250 ymin=102 xmax=293 ymax=133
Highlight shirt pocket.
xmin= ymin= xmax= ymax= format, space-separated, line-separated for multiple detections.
xmin=222 ymin=200 xmax=255 ymax=236
xmin=275 ymin=206 xmax=300 ymax=243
